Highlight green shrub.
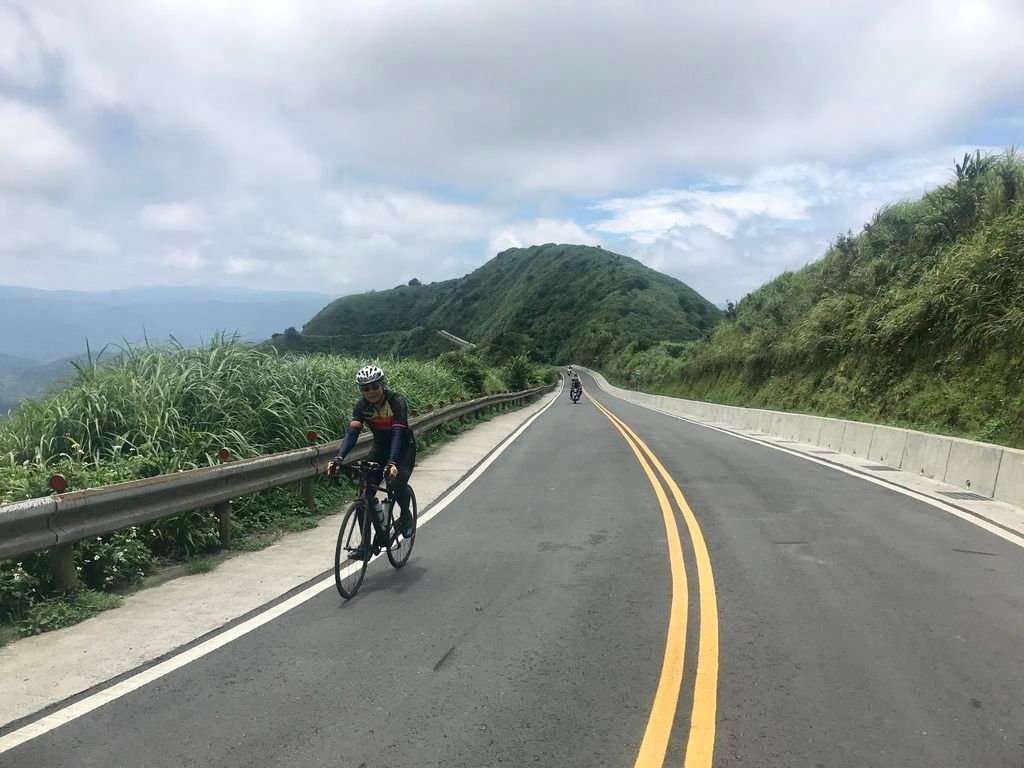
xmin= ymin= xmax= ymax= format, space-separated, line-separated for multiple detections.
xmin=76 ymin=528 xmax=155 ymax=589
xmin=0 ymin=561 xmax=42 ymax=622
xmin=436 ymin=350 xmax=488 ymax=394
xmin=15 ymin=590 xmax=121 ymax=636
xmin=145 ymin=511 xmax=220 ymax=559
xmin=502 ymin=354 xmax=532 ymax=391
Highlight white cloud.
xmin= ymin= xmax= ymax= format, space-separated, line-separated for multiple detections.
xmin=487 ymin=218 xmax=599 ymax=255
xmin=225 ymin=256 xmax=259 ymax=275
xmin=0 ymin=4 xmax=47 ymax=87
xmin=0 ymin=197 xmax=109 ymax=253
xmin=593 ymin=178 xmax=815 ymax=243
xmin=327 ymin=189 xmax=499 ymax=244
xmin=163 ymin=247 xmax=205 ymax=270
xmin=1 ymin=1 xmax=1022 ymax=294
xmin=140 ymin=202 xmax=207 ymax=233
xmin=64 ymin=226 xmax=113 ymax=254
xmin=599 ymin=150 xmax=985 ymax=303
xmin=0 ymin=99 xmax=84 ymax=191
xmin=14 ymin=1 xmax=1024 ymax=192
xmin=593 ymin=185 xmax=812 ymax=243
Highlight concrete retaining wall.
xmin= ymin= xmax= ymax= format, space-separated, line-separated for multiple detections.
xmin=867 ymin=425 xmax=909 ymax=467
xmin=817 ymin=419 xmax=847 ymax=451
xmin=579 ymin=366 xmax=1024 ymax=507
xmin=993 ymin=448 xmax=1024 ymax=508
xmin=901 ymin=433 xmax=953 ymax=480
xmin=840 ymin=421 xmax=874 ymax=459
xmin=943 ymin=439 xmax=1003 ymax=497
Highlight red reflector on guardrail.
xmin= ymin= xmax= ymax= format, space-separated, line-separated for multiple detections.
xmin=218 ymin=448 xmax=231 ymax=462
xmin=306 ymin=431 xmax=318 ymax=443
xmin=49 ymin=474 xmax=67 ymax=493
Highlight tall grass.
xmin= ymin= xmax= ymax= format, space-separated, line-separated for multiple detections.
xmin=0 ymin=336 xmax=526 ymax=503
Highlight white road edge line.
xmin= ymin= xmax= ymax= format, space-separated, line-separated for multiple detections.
xmin=592 ymin=383 xmax=1024 ymax=550
xmin=0 ymin=383 xmax=563 ymax=755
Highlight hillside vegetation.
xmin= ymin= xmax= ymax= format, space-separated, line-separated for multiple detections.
xmin=274 ymin=244 xmax=721 ymax=366
xmin=0 ymin=355 xmax=78 ymax=415
xmin=613 ymin=150 xmax=1024 ymax=448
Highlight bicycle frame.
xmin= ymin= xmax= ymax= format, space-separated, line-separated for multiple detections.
xmin=347 ymin=460 xmax=396 ymax=536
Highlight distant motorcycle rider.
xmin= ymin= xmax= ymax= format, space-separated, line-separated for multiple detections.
xmin=570 ymin=373 xmax=582 ymax=398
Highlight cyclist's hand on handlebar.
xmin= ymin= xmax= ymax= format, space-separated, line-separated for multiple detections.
xmin=385 ymin=462 xmax=398 ymax=482
xmin=327 ymin=457 xmax=344 ymax=478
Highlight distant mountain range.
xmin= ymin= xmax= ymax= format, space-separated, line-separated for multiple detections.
xmin=0 ymin=285 xmax=334 ymax=362
xmin=0 ymin=286 xmax=335 ymax=413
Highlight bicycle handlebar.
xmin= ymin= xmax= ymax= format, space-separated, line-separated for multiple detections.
xmin=330 ymin=459 xmax=394 ymax=495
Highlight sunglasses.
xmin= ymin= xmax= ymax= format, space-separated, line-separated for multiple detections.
xmin=359 ymin=382 xmax=382 ymax=392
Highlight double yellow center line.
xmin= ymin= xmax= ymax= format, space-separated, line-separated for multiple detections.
xmin=588 ymin=393 xmax=719 ymax=768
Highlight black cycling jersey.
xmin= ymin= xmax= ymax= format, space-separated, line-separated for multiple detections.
xmin=336 ymin=389 xmax=416 ymax=465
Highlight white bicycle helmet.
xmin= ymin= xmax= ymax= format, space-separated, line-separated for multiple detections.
xmin=355 ymin=364 xmax=385 ymax=386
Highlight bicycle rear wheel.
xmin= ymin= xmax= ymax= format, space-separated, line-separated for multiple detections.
xmin=335 ymin=500 xmax=370 ymax=599
xmin=386 ymin=487 xmax=417 ymax=569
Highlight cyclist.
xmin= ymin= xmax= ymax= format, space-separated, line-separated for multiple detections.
xmin=327 ymin=364 xmax=416 ymax=553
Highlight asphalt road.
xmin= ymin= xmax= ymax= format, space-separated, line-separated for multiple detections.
xmin=4 ymin=373 xmax=1023 ymax=767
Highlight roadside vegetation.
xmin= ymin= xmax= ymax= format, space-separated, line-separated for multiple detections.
xmin=608 ymin=150 xmax=1024 ymax=448
xmin=0 ymin=338 xmax=551 ymax=640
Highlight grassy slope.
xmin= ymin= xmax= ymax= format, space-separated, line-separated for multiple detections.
xmin=282 ymin=244 xmax=721 ymax=366
xmin=613 ymin=151 xmax=1024 ymax=448
xmin=0 ymin=356 xmax=78 ymax=414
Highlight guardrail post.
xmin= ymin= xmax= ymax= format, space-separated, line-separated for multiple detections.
xmin=47 ymin=474 xmax=77 ymax=591
xmin=215 ymin=501 xmax=231 ymax=547
xmin=50 ymin=544 xmax=77 ymax=592
xmin=300 ymin=477 xmax=316 ymax=512
xmin=301 ymin=432 xmax=319 ymax=513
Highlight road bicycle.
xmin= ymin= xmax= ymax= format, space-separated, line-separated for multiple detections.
xmin=333 ymin=460 xmax=418 ymax=600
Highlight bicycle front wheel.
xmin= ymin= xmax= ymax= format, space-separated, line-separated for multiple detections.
xmin=386 ymin=487 xmax=417 ymax=569
xmin=335 ymin=500 xmax=370 ymax=599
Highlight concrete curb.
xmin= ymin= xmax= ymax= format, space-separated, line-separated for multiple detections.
xmin=578 ymin=367 xmax=1024 ymax=509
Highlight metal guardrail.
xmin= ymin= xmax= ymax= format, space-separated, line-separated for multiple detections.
xmin=0 ymin=386 xmax=551 ymax=581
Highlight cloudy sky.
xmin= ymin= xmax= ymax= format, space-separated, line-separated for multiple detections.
xmin=2 ymin=1 xmax=1022 ymax=305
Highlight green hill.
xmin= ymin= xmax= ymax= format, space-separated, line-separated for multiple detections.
xmin=0 ymin=355 xmax=78 ymax=416
xmin=615 ymin=150 xmax=1024 ymax=448
xmin=275 ymin=244 xmax=721 ymax=366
